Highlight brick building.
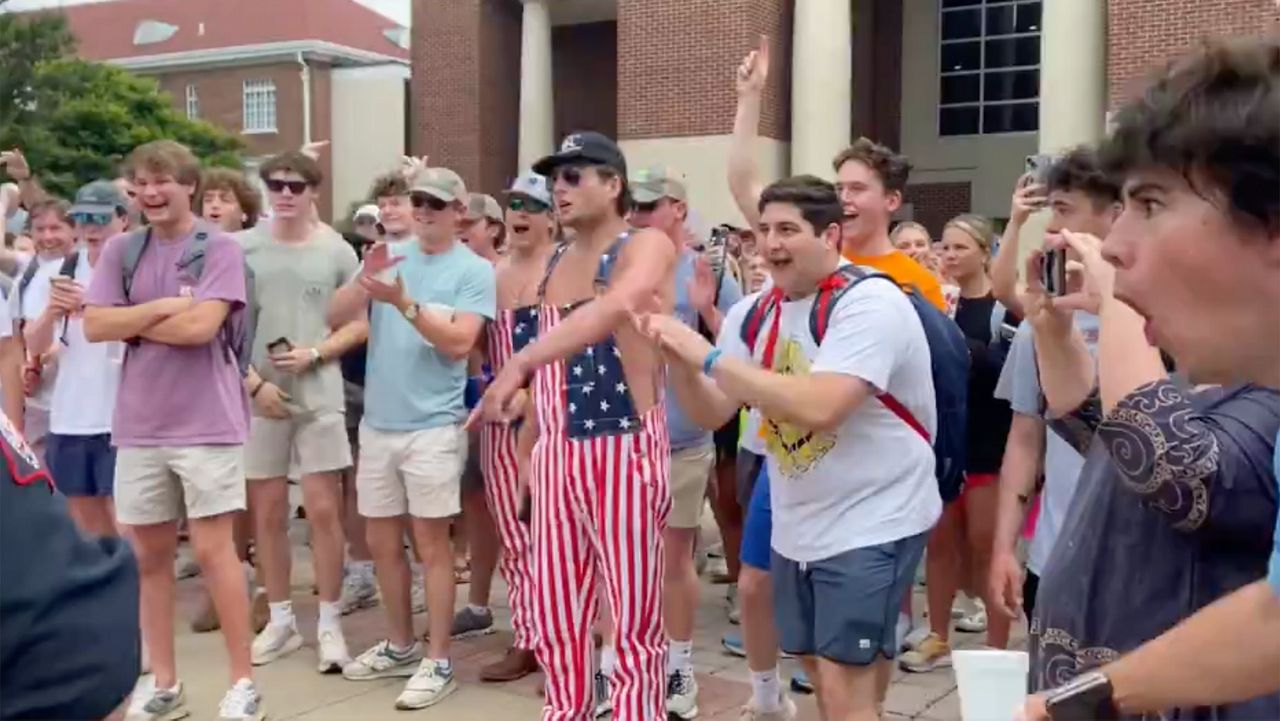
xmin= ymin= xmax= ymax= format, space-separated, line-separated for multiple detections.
xmin=411 ymin=0 xmax=1279 ymax=235
xmin=55 ymin=0 xmax=411 ymax=222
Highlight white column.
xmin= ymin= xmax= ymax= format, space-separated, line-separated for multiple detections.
xmin=791 ymin=0 xmax=852 ymax=178
xmin=518 ymin=0 xmax=555 ymax=172
xmin=1038 ymin=0 xmax=1106 ymax=153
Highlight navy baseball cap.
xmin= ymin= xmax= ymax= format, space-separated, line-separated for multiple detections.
xmin=69 ymin=180 xmax=127 ymax=216
xmin=533 ymin=131 xmax=627 ymax=178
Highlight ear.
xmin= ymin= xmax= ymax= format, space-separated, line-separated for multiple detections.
xmin=822 ymin=222 xmax=843 ymax=250
xmin=885 ymin=189 xmax=904 ymax=214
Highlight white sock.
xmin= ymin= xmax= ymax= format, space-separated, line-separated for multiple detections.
xmin=268 ymin=600 xmax=294 ymax=628
xmin=750 ymin=668 xmax=782 ymax=712
xmin=317 ymin=601 xmax=342 ymax=631
xmin=600 ymin=645 xmax=618 ymax=678
xmin=667 ymin=639 xmax=693 ymax=675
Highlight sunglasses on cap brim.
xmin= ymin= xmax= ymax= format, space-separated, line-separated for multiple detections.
xmin=71 ymin=211 xmax=120 ymax=226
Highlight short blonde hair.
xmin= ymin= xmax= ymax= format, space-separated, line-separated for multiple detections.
xmin=890 ymin=221 xmax=931 ymax=244
xmin=124 ymin=140 xmax=201 ymax=186
xmin=943 ymin=214 xmax=995 ymax=255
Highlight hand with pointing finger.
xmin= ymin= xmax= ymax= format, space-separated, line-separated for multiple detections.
xmin=735 ymin=35 xmax=770 ymax=98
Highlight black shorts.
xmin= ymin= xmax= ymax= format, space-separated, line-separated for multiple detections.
xmin=713 ymin=421 xmax=738 ymax=463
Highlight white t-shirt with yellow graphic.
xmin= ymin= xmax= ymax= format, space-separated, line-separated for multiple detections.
xmin=717 ymin=274 xmax=942 ymax=562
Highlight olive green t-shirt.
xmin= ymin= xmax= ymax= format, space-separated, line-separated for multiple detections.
xmin=237 ymin=224 xmax=360 ymax=417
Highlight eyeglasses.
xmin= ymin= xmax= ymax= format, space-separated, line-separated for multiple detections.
xmin=264 ymin=179 xmax=310 ymax=195
xmin=410 ymin=193 xmax=450 ymax=211
xmin=507 ymin=196 xmax=549 ymax=213
xmin=71 ymin=212 xmax=116 ymax=227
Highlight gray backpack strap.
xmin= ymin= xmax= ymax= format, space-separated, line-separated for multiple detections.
xmin=120 ymin=227 xmax=153 ymax=302
xmin=176 ymin=226 xmax=211 ymax=279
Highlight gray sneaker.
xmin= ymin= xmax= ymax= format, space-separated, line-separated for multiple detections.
xmin=128 ymin=679 xmax=189 ymax=721
xmin=450 ymin=606 xmax=495 ymax=639
xmin=339 ymin=568 xmax=379 ymax=615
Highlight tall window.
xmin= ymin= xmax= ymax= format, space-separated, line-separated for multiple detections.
xmin=184 ymin=84 xmax=199 ymax=119
xmin=242 ymin=79 xmax=277 ymax=134
xmin=938 ymin=0 xmax=1042 ymax=137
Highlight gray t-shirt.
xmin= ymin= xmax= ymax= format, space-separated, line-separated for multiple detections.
xmin=993 ymin=314 xmax=1099 ymax=575
xmin=238 ymin=224 xmax=360 ymax=418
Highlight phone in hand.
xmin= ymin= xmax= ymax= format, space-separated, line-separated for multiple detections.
xmin=1041 ymin=247 xmax=1068 ymax=297
xmin=267 ymin=337 xmax=294 ymax=355
xmin=1025 ymin=153 xmax=1055 ymax=186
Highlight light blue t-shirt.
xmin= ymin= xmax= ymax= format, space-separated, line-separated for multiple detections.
xmin=364 ymin=240 xmax=496 ymax=431
xmin=667 ymin=250 xmax=743 ymax=449
xmin=1270 ymin=431 xmax=1280 ymax=595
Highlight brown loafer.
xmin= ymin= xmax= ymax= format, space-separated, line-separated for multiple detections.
xmin=480 ymin=647 xmax=539 ymax=682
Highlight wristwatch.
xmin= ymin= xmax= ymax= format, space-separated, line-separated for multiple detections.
xmin=1045 ymin=671 xmax=1120 ymax=721
xmin=309 ymin=347 xmax=323 ymax=366
xmin=402 ymin=302 xmax=420 ymax=321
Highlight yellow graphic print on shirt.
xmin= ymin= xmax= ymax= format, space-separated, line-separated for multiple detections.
xmin=762 ymin=338 xmax=837 ymax=478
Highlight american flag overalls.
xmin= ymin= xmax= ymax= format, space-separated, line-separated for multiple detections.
xmin=529 ymin=233 xmax=672 ymax=721
xmin=480 ymin=304 xmax=540 ymax=652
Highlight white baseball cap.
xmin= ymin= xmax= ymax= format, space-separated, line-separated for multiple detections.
xmin=352 ymin=204 xmax=380 ymax=223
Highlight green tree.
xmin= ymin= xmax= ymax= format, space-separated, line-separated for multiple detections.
xmin=0 ymin=9 xmax=242 ymax=199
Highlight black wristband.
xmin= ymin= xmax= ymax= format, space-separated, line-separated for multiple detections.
xmin=250 ymin=381 xmax=265 ymax=398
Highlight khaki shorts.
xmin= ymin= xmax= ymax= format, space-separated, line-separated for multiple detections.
xmin=115 ymin=445 xmax=246 ymax=525
xmin=356 ymin=423 xmax=466 ymax=519
xmin=245 ymin=412 xmax=353 ymax=480
xmin=669 ymin=443 xmax=714 ymax=529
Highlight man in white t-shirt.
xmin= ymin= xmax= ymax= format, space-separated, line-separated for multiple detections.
xmin=643 ymin=175 xmax=941 ymax=721
xmin=10 ymin=198 xmax=76 ymax=461
xmin=23 ymin=180 xmax=127 ymax=537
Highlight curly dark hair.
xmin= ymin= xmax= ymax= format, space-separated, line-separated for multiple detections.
xmin=1099 ymin=35 xmax=1279 ymax=236
xmin=758 ymin=175 xmax=843 ymax=233
xmin=198 ymin=167 xmax=262 ymax=228
xmin=368 ymin=171 xmax=410 ymax=201
xmin=832 ymin=137 xmax=912 ymax=193
xmin=1047 ymin=146 xmax=1121 ymax=208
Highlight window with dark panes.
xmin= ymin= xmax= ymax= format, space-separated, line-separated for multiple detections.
xmin=939 ymin=0 xmax=1042 ymax=137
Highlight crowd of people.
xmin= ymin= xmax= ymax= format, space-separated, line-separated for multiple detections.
xmin=0 ymin=31 xmax=1277 ymax=721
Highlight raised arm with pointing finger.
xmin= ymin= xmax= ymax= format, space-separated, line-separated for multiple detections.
xmin=727 ymin=36 xmax=770 ymax=229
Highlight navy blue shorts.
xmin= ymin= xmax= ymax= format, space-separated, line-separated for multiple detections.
xmin=46 ymin=433 xmax=116 ymax=498
xmin=772 ymin=531 xmax=927 ymax=666
xmin=740 ymin=461 xmax=772 ymax=571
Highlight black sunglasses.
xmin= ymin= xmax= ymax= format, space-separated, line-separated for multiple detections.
xmin=633 ymin=200 xmax=665 ymax=214
xmin=552 ymin=163 xmax=608 ymax=188
xmin=410 ymin=193 xmax=450 ymax=211
xmin=507 ymin=196 xmax=549 ymax=213
xmin=265 ymin=179 xmax=310 ymax=195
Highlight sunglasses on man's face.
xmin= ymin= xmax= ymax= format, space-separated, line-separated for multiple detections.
xmin=265 ymin=179 xmax=310 ymax=195
xmin=410 ymin=193 xmax=450 ymax=211
xmin=71 ymin=212 xmax=116 ymax=227
xmin=507 ymin=196 xmax=549 ymax=214
xmin=552 ymin=164 xmax=605 ymax=188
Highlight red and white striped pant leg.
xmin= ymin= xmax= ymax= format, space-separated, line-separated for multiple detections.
xmin=532 ymin=434 xmax=599 ymax=721
xmin=590 ymin=407 xmax=672 ymax=721
xmin=480 ymin=423 xmax=536 ymax=650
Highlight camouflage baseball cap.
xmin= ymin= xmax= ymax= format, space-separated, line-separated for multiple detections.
xmin=630 ymin=166 xmax=688 ymax=203
xmin=410 ymin=167 xmax=467 ymax=203
xmin=466 ymin=193 xmax=504 ymax=223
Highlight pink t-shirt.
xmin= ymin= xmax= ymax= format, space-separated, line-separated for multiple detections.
xmin=85 ymin=224 xmax=250 ymax=447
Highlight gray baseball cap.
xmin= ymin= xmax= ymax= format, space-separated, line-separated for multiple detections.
xmin=466 ymin=193 xmax=504 ymax=223
xmin=630 ymin=166 xmax=688 ymax=204
xmin=503 ymin=172 xmax=552 ymax=208
xmin=410 ymin=167 xmax=467 ymax=203
xmin=69 ymin=179 xmax=127 ymax=216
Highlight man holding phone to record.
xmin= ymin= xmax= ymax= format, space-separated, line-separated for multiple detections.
xmin=237 ymin=151 xmax=368 ymax=674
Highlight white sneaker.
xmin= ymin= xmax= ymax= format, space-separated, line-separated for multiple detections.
xmin=127 ymin=677 xmax=189 ymax=721
xmin=410 ymin=571 xmax=426 ymax=615
xmin=217 ymin=678 xmax=264 ymax=721
xmin=395 ymin=659 xmax=458 ymax=710
xmin=343 ymin=639 xmax=423 ymax=681
xmin=666 ymin=669 xmax=699 ymax=719
xmin=251 ymin=621 xmax=303 ymax=666
xmin=340 ymin=567 xmax=379 ymax=615
xmin=317 ymin=626 xmax=351 ymax=674
xmin=956 ymin=599 xmax=988 ymax=633
xmin=740 ymin=692 xmax=798 ymax=720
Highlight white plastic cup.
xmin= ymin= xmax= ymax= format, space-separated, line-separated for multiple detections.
xmin=952 ymin=649 xmax=1029 ymax=721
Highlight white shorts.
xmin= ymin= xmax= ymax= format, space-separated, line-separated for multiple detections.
xmin=244 ymin=412 xmax=352 ymax=480
xmin=356 ymin=423 xmax=466 ymax=519
xmin=115 ymin=445 xmax=245 ymax=525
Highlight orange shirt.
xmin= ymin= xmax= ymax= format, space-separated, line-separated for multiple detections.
xmin=842 ymin=248 xmax=948 ymax=312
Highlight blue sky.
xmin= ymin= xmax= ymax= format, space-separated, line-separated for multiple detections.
xmin=2 ymin=0 xmax=412 ymax=26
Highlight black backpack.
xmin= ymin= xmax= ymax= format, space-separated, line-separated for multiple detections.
xmin=120 ymin=224 xmax=256 ymax=375
xmin=739 ymin=265 xmax=970 ymax=502
xmin=15 ymin=252 xmax=79 ymax=336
